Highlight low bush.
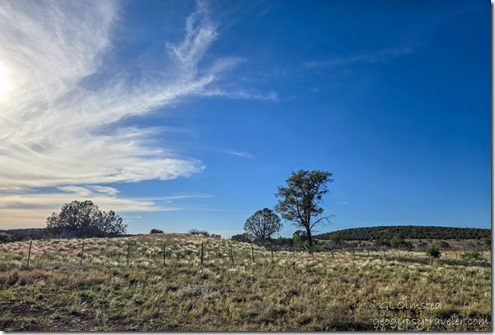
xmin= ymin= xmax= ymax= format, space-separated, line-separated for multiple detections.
xmin=0 ymin=233 xmax=11 ymax=243
xmin=461 ymin=251 xmax=482 ymax=261
xmin=189 ymin=229 xmax=210 ymax=237
xmin=426 ymin=244 xmax=441 ymax=258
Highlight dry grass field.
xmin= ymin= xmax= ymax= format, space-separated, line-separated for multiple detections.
xmin=0 ymin=234 xmax=491 ymax=331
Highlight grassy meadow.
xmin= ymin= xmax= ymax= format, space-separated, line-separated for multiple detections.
xmin=0 ymin=234 xmax=491 ymax=331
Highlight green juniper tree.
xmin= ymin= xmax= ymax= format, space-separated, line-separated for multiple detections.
xmin=275 ymin=169 xmax=333 ymax=253
xmin=46 ymin=200 xmax=126 ymax=238
xmin=244 ymin=208 xmax=282 ymax=243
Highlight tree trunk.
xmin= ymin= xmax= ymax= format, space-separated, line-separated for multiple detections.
xmin=306 ymin=226 xmax=313 ymax=254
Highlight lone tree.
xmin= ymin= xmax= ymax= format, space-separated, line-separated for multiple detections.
xmin=275 ymin=169 xmax=333 ymax=253
xmin=244 ymin=208 xmax=282 ymax=242
xmin=46 ymin=200 xmax=126 ymax=238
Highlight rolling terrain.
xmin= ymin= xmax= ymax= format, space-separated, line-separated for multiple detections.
xmin=0 ymin=233 xmax=491 ymax=331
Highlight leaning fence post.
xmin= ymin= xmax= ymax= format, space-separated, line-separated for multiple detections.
xmin=80 ymin=241 xmax=85 ymax=266
xmin=200 ymin=242 xmax=204 ymax=266
xmin=271 ymin=245 xmax=274 ymax=263
xmin=26 ymin=240 xmax=33 ymax=270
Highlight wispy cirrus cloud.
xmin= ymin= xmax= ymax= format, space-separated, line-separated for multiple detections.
xmin=227 ymin=151 xmax=254 ymax=159
xmin=203 ymin=88 xmax=279 ymax=101
xmin=57 ymin=186 xmax=94 ymax=197
xmin=304 ymin=45 xmax=414 ymax=69
xmin=57 ymin=185 xmax=120 ymax=197
xmin=89 ymin=186 xmax=120 ymax=196
xmin=0 ymin=0 xmax=232 ymax=190
xmin=0 ymin=0 xmax=270 ymax=228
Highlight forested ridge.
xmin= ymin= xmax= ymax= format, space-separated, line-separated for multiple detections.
xmin=316 ymin=225 xmax=491 ymax=241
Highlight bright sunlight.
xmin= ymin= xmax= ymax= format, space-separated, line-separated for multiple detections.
xmin=0 ymin=64 xmax=10 ymax=99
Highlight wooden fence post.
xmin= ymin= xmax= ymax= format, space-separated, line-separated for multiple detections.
xmin=127 ymin=241 xmax=131 ymax=266
xmin=230 ymin=244 xmax=234 ymax=266
xmin=80 ymin=241 xmax=85 ymax=266
xmin=201 ymin=242 xmax=204 ymax=266
xmin=271 ymin=245 xmax=275 ymax=263
xmin=251 ymin=243 xmax=255 ymax=263
xmin=162 ymin=242 xmax=166 ymax=266
xmin=26 ymin=240 xmax=33 ymax=270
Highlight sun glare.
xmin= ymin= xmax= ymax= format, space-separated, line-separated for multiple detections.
xmin=0 ymin=65 xmax=10 ymax=99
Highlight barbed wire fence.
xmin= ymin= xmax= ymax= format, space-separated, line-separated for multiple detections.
xmin=0 ymin=236 xmax=491 ymax=272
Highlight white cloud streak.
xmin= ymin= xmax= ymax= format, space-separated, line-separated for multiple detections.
xmin=0 ymin=0 xmax=271 ymax=228
xmin=57 ymin=186 xmax=93 ymax=197
xmin=0 ymin=0 xmax=255 ymax=191
xmin=228 ymin=151 xmax=254 ymax=159
xmin=304 ymin=46 xmax=413 ymax=69
xmin=89 ymin=186 xmax=119 ymax=196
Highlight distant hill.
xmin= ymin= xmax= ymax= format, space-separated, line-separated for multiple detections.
xmin=0 ymin=228 xmax=48 ymax=242
xmin=0 ymin=228 xmax=136 ymax=242
xmin=315 ymin=225 xmax=491 ymax=241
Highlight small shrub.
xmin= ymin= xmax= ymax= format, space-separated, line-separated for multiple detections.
xmin=417 ymin=241 xmax=428 ymax=250
xmin=295 ymin=314 xmax=313 ymax=325
xmin=312 ymin=243 xmax=326 ymax=252
xmin=0 ymin=270 xmax=19 ymax=286
xmin=434 ymin=307 xmax=460 ymax=319
xmin=188 ymin=229 xmax=209 ymax=237
xmin=439 ymin=241 xmax=450 ymax=249
xmin=374 ymin=239 xmax=390 ymax=247
xmin=149 ymin=229 xmax=164 ymax=234
xmin=461 ymin=251 xmax=482 ymax=261
xmin=231 ymin=233 xmax=250 ymax=242
xmin=426 ymin=244 xmax=441 ymax=258
xmin=0 ymin=233 xmax=11 ymax=243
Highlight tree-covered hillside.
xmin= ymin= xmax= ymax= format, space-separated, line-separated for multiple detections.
xmin=316 ymin=225 xmax=491 ymax=241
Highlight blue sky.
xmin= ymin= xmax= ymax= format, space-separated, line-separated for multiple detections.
xmin=0 ymin=0 xmax=490 ymax=237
